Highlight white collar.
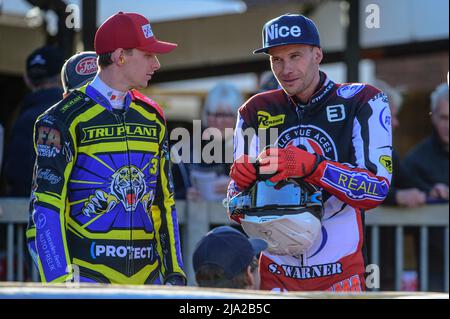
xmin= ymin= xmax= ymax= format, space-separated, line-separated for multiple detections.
xmin=89 ymin=75 xmax=127 ymax=109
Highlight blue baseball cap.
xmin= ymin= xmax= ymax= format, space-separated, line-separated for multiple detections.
xmin=253 ymin=13 xmax=321 ymax=54
xmin=193 ymin=226 xmax=267 ymax=279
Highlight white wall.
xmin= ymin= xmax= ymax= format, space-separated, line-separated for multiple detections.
xmin=312 ymin=0 xmax=449 ymax=51
xmin=360 ymin=0 xmax=449 ymax=47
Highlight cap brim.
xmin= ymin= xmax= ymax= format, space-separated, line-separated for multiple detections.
xmin=138 ymin=40 xmax=177 ymax=54
xmin=249 ymin=238 xmax=268 ymax=255
xmin=253 ymin=47 xmax=269 ymax=54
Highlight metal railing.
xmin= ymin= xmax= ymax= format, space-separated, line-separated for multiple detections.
xmin=0 ymin=197 xmax=448 ymax=291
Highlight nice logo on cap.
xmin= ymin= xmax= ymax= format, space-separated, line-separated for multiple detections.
xmin=265 ymin=23 xmax=301 ymax=43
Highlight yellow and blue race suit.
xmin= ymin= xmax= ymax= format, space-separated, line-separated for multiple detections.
xmin=26 ymin=84 xmax=185 ymax=284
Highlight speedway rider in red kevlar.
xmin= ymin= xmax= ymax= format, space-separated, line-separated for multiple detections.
xmin=227 ymin=14 xmax=392 ymax=292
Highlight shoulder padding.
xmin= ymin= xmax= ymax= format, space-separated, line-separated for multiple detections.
xmin=131 ymin=89 xmax=166 ymax=120
xmin=47 ymin=90 xmax=94 ymax=124
xmin=239 ymin=89 xmax=284 ymax=113
xmin=335 ymin=82 xmax=381 ymax=102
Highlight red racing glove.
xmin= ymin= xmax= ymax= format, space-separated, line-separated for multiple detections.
xmin=230 ymin=154 xmax=257 ymax=190
xmin=258 ymin=145 xmax=319 ymax=184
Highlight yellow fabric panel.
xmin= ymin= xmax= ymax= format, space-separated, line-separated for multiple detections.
xmin=67 ymin=218 xmax=155 ymax=240
xmin=73 ymin=258 xmax=159 ymax=284
xmin=131 ymin=103 xmax=166 ymax=143
xmin=156 ymin=156 xmax=185 ymax=277
xmin=78 ymin=141 xmax=159 ymax=154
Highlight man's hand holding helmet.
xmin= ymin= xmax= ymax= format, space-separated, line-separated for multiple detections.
xmin=258 ymin=145 xmax=320 ymax=184
xmin=230 ymin=154 xmax=257 ymax=190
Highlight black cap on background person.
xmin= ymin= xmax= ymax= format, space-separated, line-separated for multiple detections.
xmin=25 ymin=45 xmax=65 ymax=88
xmin=61 ymin=51 xmax=98 ymax=94
xmin=193 ymin=226 xmax=267 ymax=289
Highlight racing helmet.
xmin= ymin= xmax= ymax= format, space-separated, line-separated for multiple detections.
xmin=61 ymin=51 xmax=98 ymax=93
xmin=225 ymin=179 xmax=323 ymax=257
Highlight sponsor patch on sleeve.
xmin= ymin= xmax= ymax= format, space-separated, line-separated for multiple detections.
xmin=36 ymin=126 xmax=62 ymax=158
xmin=320 ymin=164 xmax=388 ymax=201
xmin=379 ymin=155 xmax=392 ymax=174
xmin=337 ymin=84 xmax=365 ymax=99
xmin=379 ymin=106 xmax=392 ymax=134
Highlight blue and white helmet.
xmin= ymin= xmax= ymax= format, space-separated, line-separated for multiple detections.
xmin=226 ymin=179 xmax=323 ymax=256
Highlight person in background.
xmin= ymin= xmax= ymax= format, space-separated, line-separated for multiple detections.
xmin=404 ymin=83 xmax=449 ymax=201
xmin=61 ymin=51 xmax=98 ymax=97
xmin=185 ymin=82 xmax=244 ymax=201
xmin=405 ymin=82 xmax=448 ymax=292
xmin=374 ymin=80 xmax=437 ymax=291
xmin=3 ymin=46 xmax=64 ymax=196
xmin=193 ymin=226 xmax=267 ymax=289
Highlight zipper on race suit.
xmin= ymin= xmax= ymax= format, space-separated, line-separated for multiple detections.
xmin=296 ymin=104 xmax=312 ymax=267
xmin=115 ymin=111 xmax=134 ymax=277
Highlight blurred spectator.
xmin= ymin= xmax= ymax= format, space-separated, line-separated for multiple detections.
xmin=193 ymin=226 xmax=267 ymax=289
xmin=3 ymin=45 xmax=65 ymax=196
xmin=374 ymin=79 xmax=429 ymax=208
xmin=404 ymin=83 xmax=449 ymax=201
xmin=172 ymin=74 xmax=277 ymax=202
xmin=184 ymin=82 xmax=244 ymax=201
xmin=373 ymin=80 xmax=429 ymax=291
xmin=403 ymin=82 xmax=448 ymax=292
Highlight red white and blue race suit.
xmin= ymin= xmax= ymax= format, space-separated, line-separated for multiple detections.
xmin=228 ymin=71 xmax=392 ymax=291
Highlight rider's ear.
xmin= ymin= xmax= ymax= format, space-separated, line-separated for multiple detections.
xmin=245 ymin=265 xmax=255 ymax=288
xmin=313 ymin=47 xmax=323 ymax=64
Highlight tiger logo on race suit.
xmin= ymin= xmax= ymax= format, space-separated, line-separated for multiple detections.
xmin=82 ymin=165 xmax=154 ymax=217
xmin=111 ymin=165 xmax=147 ymax=211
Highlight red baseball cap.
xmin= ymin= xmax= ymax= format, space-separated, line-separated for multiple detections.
xmin=94 ymin=12 xmax=177 ymax=55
